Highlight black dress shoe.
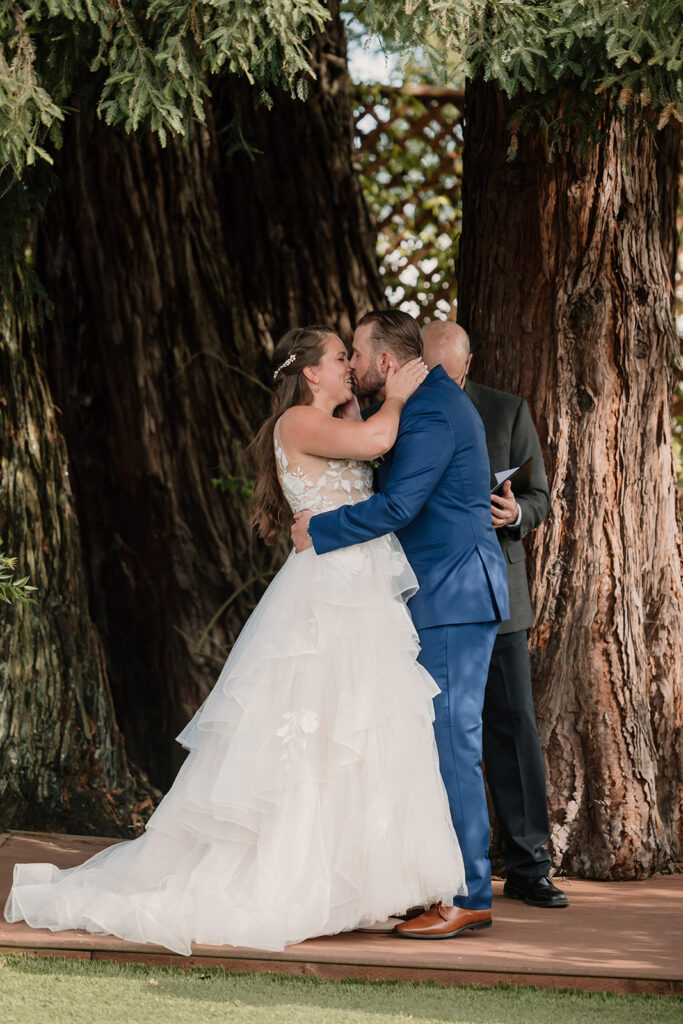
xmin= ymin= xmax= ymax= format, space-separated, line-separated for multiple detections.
xmin=503 ymin=873 xmax=569 ymax=908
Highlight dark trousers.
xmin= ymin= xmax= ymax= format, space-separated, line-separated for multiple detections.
xmin=483 ymin=629 xmax=551 ymax=878
xmin=418 ymin=621 xmax=499 ymax=909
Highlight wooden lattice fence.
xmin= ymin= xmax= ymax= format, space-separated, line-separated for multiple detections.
xmin=353 ymin=84 xmax=464 ymax=321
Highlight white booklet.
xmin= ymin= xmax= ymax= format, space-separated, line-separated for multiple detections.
xmin=491 ymin=457 xmax=533 ymax=495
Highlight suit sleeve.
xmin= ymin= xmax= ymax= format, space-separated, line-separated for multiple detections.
xmin=309 ymin=405 xmax=454 ymax=554
xmin=503 ymin=400 xmax=549 ymax=542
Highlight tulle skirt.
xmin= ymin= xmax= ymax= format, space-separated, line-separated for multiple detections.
xmin=5 ymin=535 xmax=466 ymax=954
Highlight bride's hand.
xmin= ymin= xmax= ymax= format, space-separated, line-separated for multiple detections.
xmin=384 ymin=358 xmax=429 ymax=403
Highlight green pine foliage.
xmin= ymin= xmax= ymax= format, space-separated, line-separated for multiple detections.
xmin=0 ymin=9 xmax=63 ymax=173
xmin=1 ymin=2 xmax=681 ymax=181
xmin=0 ymin=540 xmax=37 ymax=606
xmin=0 ymin=0 xmax=330 ymax=180
xmin=212 ymin=475 xmax=255 ymax=500
xmin=349 ymin=0 xmax=683 ymax=150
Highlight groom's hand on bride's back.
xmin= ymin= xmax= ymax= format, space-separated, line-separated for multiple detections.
xmin=292 ymin=510 xmax=314 ymax=552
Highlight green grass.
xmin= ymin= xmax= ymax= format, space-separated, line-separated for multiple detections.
xmin=0 ymin=954 xmax=681 ymax=1024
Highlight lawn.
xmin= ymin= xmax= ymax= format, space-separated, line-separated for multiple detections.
xmin=1 ymin=954 xmax=680 ymax=1024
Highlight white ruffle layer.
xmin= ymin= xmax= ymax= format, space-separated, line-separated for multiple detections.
xmin=5 ymin=535 xmax=465 ymax=955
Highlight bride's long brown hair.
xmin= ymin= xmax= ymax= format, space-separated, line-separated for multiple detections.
xmin=248 ymin=325 xmax=337 ymax=544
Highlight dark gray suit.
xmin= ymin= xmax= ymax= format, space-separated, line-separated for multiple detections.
xmin=465 ymin=379 xmax=552 ymax=879
xmin=464 ymin=381 xmax=549 ymax=633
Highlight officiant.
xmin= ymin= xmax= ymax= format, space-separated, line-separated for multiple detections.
xmin=422 ymin=321 xmax=568 ymax=910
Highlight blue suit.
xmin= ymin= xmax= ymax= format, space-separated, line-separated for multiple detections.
xmin=309 ymin=366 xmax=509 ymax=908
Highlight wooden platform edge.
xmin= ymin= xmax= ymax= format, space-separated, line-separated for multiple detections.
xmin=2 ymin=946 xmax=680 ymax=996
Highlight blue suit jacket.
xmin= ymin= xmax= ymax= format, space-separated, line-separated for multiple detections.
xmin=309 ymin=365 xmax=510 ymax=630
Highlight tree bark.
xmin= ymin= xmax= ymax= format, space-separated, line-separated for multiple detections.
xmin=0 ymin=301 xmax=158 ymax=835
xmin=215 ymin=11 xmax=380 ymax=344
xmin=654 ymin=121 xmax=681 ymax=297
xmin=36 ymin=8 xmax=381 ymax=788
xmin=458 ymin=81 xmax=683 ymax=879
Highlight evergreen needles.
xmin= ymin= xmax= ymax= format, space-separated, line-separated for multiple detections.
xmin=0 ymin=539 xmax=37 ymax=606
xmin=1 ymin=1 xmax=681 ymax=181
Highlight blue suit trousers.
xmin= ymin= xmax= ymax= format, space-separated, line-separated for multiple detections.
xmin=417 ymin=621 xmax=499 ymax=910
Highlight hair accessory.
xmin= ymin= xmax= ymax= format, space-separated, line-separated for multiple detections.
xmin=273 ymin=352 xmax=297 ymax=381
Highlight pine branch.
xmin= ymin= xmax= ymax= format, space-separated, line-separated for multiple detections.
xmin=0 ymin=541 xmax=38 ymax=607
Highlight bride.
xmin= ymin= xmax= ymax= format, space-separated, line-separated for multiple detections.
xmin=5 ymin=324 xmax=465 ymax=955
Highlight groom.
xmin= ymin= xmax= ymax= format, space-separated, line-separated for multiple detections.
xmin=291 ymin=309 xmax=509 ymax=937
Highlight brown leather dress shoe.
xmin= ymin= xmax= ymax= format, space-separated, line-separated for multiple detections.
xmin=394 ymin=903 xmax=492 ymax=939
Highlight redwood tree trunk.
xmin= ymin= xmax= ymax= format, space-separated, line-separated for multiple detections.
xmin=654 ymin=121 xmax=681 ymax=295
xmin=215 ymin=31 xmax=379 ymax=343
xmin=0 ymin=303 xmax=158 ymax=835
xmin=37 ymin=8 xmax=381 ymax=788
xmin=458 ymin=80 xmax=683 ymax=878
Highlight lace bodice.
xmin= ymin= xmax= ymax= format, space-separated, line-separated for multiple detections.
xmin=274 ymin=419 xmax=373 ymax=514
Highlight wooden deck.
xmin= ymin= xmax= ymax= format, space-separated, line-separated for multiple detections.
xmin=1 ymin=831 xmax=681 ymax=995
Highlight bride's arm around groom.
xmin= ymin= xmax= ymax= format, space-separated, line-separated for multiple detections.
xmin=292 ymin=336 xmax=508 ymax=634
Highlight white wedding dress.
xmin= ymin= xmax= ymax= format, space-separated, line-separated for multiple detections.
xmin=5 ymin=422 xmax=465 ymax=954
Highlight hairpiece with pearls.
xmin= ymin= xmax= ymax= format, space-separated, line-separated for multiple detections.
xmin=273 ymin=352 xmax=297 ymax=381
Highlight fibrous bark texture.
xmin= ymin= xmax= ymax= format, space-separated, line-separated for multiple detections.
xmin=654 ymin=120 xmax=681 ymax=295
xmin=0 ymin=305 xmax=158 ymax=835
xmin=37 ymin=8 xmax=380 ymax=788
xmin=37 ymin=113 xmax=275 ymax=790
xmin=217 ymin=9 xmax=380 ymax=344
xmin=459 ymin=80 xmax=683 ymax=879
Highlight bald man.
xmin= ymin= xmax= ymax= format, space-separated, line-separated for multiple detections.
xmin=422 ymin=321 xmax=568 ymax=909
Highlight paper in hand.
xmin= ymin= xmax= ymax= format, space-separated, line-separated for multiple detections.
xmin=491 ymin=457 xmax=533 ymax=496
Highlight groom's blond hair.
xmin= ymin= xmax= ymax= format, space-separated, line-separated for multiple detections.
xmin=358 ymin=309 xmax=423 ymax=364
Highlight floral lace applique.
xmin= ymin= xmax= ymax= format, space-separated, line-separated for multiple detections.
xmin=276 ymin=710 xmax=319 ymax=765
xmin=274 ymin=425 xmax=373 ymax=515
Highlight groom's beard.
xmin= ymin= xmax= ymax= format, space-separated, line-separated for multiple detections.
xmin=354 ymin=365 xmax=386 ymax=398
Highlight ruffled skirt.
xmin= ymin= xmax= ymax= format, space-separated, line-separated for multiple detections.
xmin=5 ymin=535 xmax=465 ymax=954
